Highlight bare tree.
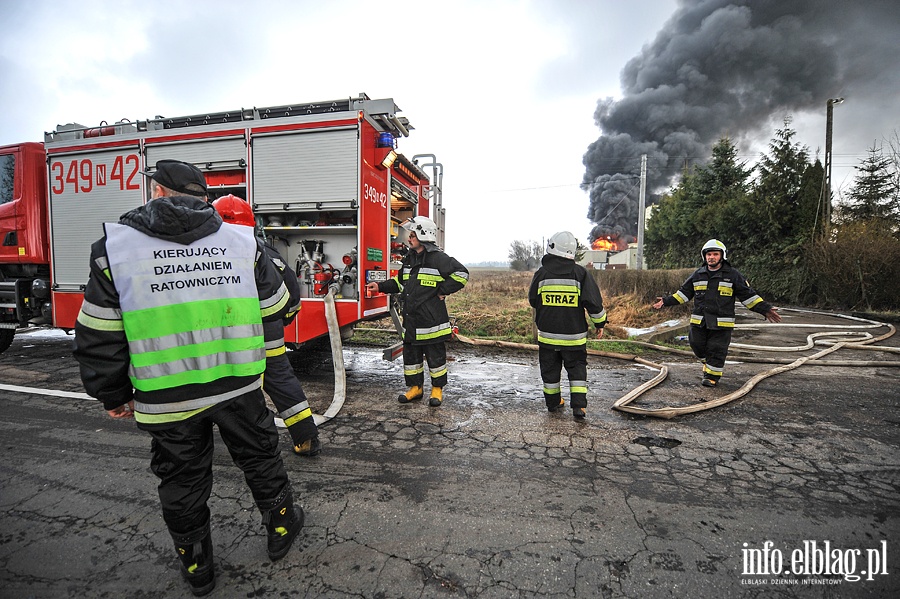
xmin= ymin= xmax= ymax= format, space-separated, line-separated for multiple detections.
xmin=508 ymin=240 xmax=543 ymax=271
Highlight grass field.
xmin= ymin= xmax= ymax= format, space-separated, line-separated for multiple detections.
xmin=353 ymin=267 xmax=687 ymax=349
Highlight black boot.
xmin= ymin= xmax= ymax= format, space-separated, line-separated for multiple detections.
xmin=260 ymin=487 xmax=305 ymax=561
xmin=170 ymin=522 xmax=215 ymax=597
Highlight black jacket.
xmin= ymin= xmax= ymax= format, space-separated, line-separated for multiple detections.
xmin=528 ymin=254 xmax=606 ymax=348
xmin=661 ymin=260 xmax=772 ymax=329
xmin=377 ymin=243 xmax=468 ymax=344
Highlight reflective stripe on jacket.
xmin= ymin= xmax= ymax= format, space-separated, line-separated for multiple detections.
xmin=103 ymin=222 xmax=269 ymax=423
xmin=663 ymin=261 xmax=772 ymax=329
xmin=378 ymin=244 xmax=468 ymax=345
xmin=528 ymin=255 xmax=606 ymax=349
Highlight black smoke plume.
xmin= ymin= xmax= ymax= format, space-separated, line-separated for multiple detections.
xmin=583 ymin=0 xmax=900 ymax=242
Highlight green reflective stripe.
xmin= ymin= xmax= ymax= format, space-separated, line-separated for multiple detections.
xmin=132 ymin=358 xmax=264 ymax=392
xmin=693 ymin=281 xmax=708 ymax=291
xmin=404 ymin=363 xmax=424 ymax=376
xmin=284 ymin=407 xmax=312 ymax=427
xmin=538 ymin=277 xmax=581 ymax=290
xmin=266 ymin=346 xmax=286 ymax=358
xmin=743 ymin=295 xmax=763 ymax=308
xmin=450 ymin=273 xmax=468 ymax=285
xmin=538 ymin=333 xmax=587 ymax=347
xmin=131 ymin=337 xmax=264 ymax=369
xmin=544 ymin=386 xmax=561 ymax=395
xmin=416 ymin=323 xmax=451 ymax=341
xmin=77 ymin=310 xmax=124 ymax=332
xmin=704 ymin=363 xmax=723 ymax=376
xmin=590 ymin=309 xmax=607 ymax=324
xmin=690 ymin=315 xmax=703 ymax=325
xmin=260 ymin=282 xmax=290 ymax=318
xmin=571 ymin=386 xmax=588 ymax=394
xmin=280 ymin=400 xmax=311 ymax=420
xmin=123 ymin=298 xmax=261 ymax=341
xmin=717 ymin=319 xmax=735 ymax=328
xmin=418 ymin=273 xmax=444 ymax=283
xmin=134 ymin=379 xmax=261 ymax=415
xmin=128 ymin=324 xmax=260 ymax=355
xmin=79 ymin=299 xmax=121 ymax=320
xmin=135 ymin=403 xmax=213 ymax=425
xmin=674 ymin=291 xmax=689 ymax=304
xmin=539 ymin=284 xmax=579 ymax=293
xmin=430 ymin=364 xmax=448 ymax=378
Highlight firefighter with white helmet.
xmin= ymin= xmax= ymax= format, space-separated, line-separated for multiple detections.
xmin=212 ymin=195 xmax=321 ymax=457
xmin=366 ymin=215 xmax=469 ymax=407
xmin=528 ymin=231 xmax=607 ymax=419
xmin=654 ymin=238 xmax=781 ymax=387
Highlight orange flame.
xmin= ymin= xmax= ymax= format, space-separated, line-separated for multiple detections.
xmin=591 ymin=236 xmax=629 ymax=251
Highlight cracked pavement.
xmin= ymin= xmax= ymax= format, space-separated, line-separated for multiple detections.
xmin=0 ymin=309 xmax=898 ymax=598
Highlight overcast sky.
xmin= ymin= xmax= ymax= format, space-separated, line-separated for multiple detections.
xmin=2 ymin=0 xmax=897 ymax=264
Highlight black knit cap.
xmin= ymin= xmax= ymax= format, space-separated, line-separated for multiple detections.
xmin=141 ymin=159 xmax=208 ymax=195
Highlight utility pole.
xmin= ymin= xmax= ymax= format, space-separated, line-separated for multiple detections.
xmin=636 ymin=154 xmax=647 ymax=270
xmin=823 ymin=97 xmax=844 ymax=235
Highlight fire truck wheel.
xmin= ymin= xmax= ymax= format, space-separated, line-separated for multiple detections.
xmin=0 ymin=329 xmax=14 ymax=354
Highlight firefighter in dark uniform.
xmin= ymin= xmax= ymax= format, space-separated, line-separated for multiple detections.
xmin=654 ymin=239 xmax=782 ymax=387
xmin=529 ymin=231 xmax=607 ymax=419
xmin=212 ymin=195 xmax=321 ymax=457
xmin=74 ymin=161 xmax=304 ymax=597
xmin=366 ymin=216 xmax=468 ymax=407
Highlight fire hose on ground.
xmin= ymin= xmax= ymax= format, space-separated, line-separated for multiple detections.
xmin=454 ymin=308 xmax=898 ymax=419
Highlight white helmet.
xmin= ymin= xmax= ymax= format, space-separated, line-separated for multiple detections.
xmin=701 ymin=239 xmax=727 ymax=261
xmin=548 ymin=231 xmax=577 ymax=260
xmin=400 ymin=216 xmax=438 ymax=244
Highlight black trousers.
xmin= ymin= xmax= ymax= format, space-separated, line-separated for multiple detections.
xmin=539 ymin=345 xmax=588 ymax=410
xmin=689 ymin=325 xmax=733 ymax=380
xmin=403 ymin=342 xmax=448 ymax=388
xmin=148 ymin=389 xmax=291 ymax=534
xmin=264 ymin=351 xmax=318 ymax=446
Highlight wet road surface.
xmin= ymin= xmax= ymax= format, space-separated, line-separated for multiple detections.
xmin=0 ymin=308 xmax=898 ymax=598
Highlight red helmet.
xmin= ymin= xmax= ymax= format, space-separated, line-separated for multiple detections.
xmin=212 ymin=195 xmax=255 ymax=227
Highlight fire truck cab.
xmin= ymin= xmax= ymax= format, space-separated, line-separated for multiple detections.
xmin=0 ymin=93 xmax=444 ymax=353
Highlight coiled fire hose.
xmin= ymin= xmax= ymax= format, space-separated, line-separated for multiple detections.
xmin=455 ymin=308 xmax=897 ymax=419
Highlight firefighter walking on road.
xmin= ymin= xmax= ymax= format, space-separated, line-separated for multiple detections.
xmin=529 ymin=231 xmax=607 ymax=420
xmin=73 ymin=160 xmax=304 ymax=597
xmin=653 ymin=239 xmax=782 ymax=387
xmin=366 ymin=216 xmax=468 ymax=407
xmin=212 ymin=194 xmax=321 ymax=457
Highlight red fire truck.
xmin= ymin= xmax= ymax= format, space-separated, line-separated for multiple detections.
xmin=0 ymin=93 xmax=444 ymax=354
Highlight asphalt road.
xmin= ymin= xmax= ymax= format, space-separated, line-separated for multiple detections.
xmin=0 ymin=308 xmax=898 ymax=598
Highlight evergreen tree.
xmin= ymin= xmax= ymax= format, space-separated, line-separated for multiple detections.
xmin=645 ymin=137 xmax=751 ymax=269
xmin=752 ymin=118 xmax=811 ymax=245
xmin=841 ymin=144 xmax=899 ymax=227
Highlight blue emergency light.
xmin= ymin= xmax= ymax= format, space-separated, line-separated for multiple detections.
xmin=376 ymin=132 xmax=395 ymax=148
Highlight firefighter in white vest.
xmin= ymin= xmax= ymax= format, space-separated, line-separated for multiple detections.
xmin=212 ymin=194 xmax=321 ymax=457
xmin=528 ymin=231 xmax=607 ymax=419
xmin=653 ymin=239 xmax=781 ymax=387
xmin=74 ymin=160 xmax=303 ymax=597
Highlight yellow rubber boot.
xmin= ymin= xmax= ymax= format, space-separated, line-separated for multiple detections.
xmin=429 ymin=387 xmax=443 ymax=407
xmin=398 ymin=386 xmax=424 ymax=404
